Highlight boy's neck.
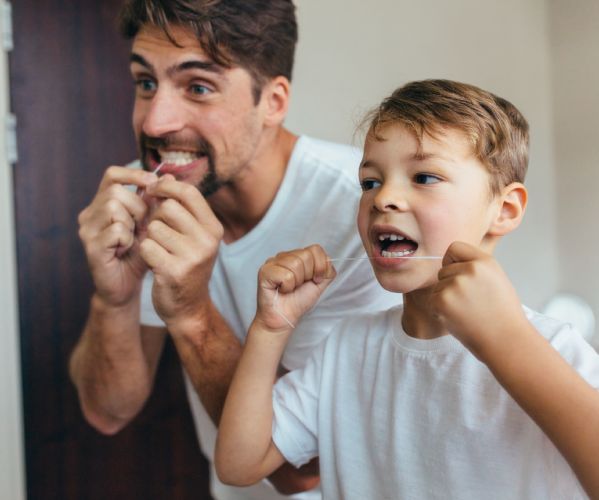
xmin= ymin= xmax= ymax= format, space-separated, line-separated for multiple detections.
xmin=401 ymin=288 xmax=449 ymax=340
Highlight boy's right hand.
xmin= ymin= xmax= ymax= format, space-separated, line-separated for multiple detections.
xmin=78 ymin=166 xmax=157 ymax=307
xmin=255 ymin=245 xmax=336 ymax=333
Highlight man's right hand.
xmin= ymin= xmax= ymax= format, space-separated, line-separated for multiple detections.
xmin=78 ymin=166 xmax=158 ymax=307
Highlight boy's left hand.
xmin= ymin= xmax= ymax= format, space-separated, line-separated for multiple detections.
xmin=430 ymin=241 xmax=528 ymax=359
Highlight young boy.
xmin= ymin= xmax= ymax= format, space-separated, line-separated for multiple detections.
xmin=215 ymin=80 xmax=599 ymax=498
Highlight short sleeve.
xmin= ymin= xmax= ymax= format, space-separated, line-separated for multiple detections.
xmin=272 ymin=338 xmax=328 ymax=468
xmin=550 ymin=323 xmax=599 ymax=390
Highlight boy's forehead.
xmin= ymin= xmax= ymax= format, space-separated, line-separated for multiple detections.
xmin=364 ymin=123 xmax=476 ymax=164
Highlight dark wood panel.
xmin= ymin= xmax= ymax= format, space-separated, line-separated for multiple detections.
xmin=10 ymin=1 xmax=212 ymax=498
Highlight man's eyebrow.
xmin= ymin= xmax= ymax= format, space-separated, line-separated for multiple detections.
xmin=130 ymin=53 xmax=154 ymax=72
xmin=129 ymin=53 xmax=224 ymax=76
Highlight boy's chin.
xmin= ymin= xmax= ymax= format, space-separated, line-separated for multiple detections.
xmin=376 ymin=273 xmax=438 ymax=295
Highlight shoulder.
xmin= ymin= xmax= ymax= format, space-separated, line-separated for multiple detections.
xmin=524 ymin=306 xmax=599 ymax=385
xmin=293 ymin=135 xmax=362 ymax=182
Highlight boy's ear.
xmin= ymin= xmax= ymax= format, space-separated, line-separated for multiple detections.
xmin=488 ymin=182 xmax=528 ymax=236
xmin=261 ymin=76 xmax=290 ymax=128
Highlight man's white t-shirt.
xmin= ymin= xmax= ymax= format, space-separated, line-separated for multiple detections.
xmin=140 ymin=136 xmax=400 ymax=500
xmin=272 ymin=305 xmax=599 ymax=499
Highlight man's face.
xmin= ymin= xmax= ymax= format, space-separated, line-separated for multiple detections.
xmin=130 ymin=25 xmax=267 ymax=196
xmin=357 ymin=124 xmax=499 ymax=293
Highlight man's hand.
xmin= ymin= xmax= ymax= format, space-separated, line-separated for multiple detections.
xmin=254 ymin=245 xmax=337 ymax=334
xmin=139 ymin=175 xmax=224 ymax=330
xmin=430 ymin=241 xmax=528 ymax=359
xmin=78 ymin=166 xmax=158 ymax=307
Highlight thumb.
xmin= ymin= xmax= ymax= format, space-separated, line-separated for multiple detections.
xmin=442 ymin=241 xmax=483 ymax=267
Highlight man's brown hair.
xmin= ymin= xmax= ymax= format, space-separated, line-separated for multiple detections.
xmin=366 ymin=79 xmax=530 ymax=194
xmin=119 ymin=0 xmax=298 ymax=103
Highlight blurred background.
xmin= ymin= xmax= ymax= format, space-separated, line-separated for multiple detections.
xmin=1 ymin=0 xmax=597 ymax=498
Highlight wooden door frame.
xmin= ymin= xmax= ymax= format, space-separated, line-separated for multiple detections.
xmin=0 ymin=3 xmax=26 ymax=500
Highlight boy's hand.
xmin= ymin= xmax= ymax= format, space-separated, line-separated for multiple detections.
xmin=430 ymin=241 xmax=528 ymax=359
xmin=255 ymin=245 xmax=336 ymax=334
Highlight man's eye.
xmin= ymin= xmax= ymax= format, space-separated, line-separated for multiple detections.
xmin=190 ymin=84 xmax=211 ymax=96
xmin=135 ymin=79 xmax=157 ymax=94
xmin=360 ymin=179 xmax=381 ymax=191
xmin=414 ymin=173 xmax=441 ymax=185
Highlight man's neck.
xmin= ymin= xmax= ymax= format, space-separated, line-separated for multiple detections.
xmin=209 ymin=127 xmax=298 ymax=243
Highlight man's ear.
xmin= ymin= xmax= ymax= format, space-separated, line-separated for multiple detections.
xmin=261 ymin=76 xmax=290 ymax=128
xmin=488 ymin=182 xmax=528 ymax=236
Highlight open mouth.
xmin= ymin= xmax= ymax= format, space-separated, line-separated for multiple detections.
xmin=146 ymin=148 xmax=208 ymax=174
xmin=376 ymin=232 xmax=419 ymax=258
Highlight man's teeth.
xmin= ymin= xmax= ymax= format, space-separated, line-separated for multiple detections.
xmin=378 ymin=233 xmax=406 ymax=242
xmin=160 ymin=151 xmax=197 ymax=166
xmin=381 ymin=249 xmax=415 ymax=258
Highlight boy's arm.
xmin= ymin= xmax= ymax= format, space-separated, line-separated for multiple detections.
xmin=432 ymin=242 xmax=599 ymax=497
xmin=215 ymin=245 xmax=336 ymax=487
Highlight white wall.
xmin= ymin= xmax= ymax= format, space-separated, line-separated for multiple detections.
xmin=550 ymin=0 xmax=599 ymax=344
xmin=0 ymin=2 xmax=26 ymax=499
xmin=287 ymin=0 xmax=560 ymax=310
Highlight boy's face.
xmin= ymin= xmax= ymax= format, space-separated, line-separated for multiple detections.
xmin=357 ymin=124 xmax=499 ymax=293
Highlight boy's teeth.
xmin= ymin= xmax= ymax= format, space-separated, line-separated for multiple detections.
xmin=382 ymin=249 xmax=415 ymax=258
xmin=160 ymin=151 xmax=197 ymax=166
xmin=378 ymin=233 xmax=406 ymax=241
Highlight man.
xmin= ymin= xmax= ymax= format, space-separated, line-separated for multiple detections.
xmin=70 ymin=1 xmax=397 ymax=499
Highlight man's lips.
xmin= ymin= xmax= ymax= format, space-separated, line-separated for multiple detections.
xmin=157 ymin=157 xmax=206 ymax=176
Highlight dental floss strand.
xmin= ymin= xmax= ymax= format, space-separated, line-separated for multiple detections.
xmin=272 ymin=255 xmax=442 ymax=328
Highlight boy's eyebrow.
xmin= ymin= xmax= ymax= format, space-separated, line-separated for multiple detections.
xmin=130 ymin=53 xmax=225 ymax=76
xmin=411 ymin=151 xmax=455 ymax=163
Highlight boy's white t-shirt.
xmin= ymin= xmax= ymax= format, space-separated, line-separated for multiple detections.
xmin=272 ymin=305 xmax=599 ymax=500
xmin=140 ymin=136 xmax=400 ymax=500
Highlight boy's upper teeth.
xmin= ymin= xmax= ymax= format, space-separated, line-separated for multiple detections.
xmin=160 ymin=151 xmax=197 ymax=166
xmin=378 ymin=233 xmax=406 ymax=241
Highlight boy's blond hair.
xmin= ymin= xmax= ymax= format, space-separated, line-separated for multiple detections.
xmin=367 ymin=79 xmax=529 ymax=194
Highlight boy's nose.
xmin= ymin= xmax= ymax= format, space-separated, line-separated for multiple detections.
xmin=373 ymin=185 xmax=409 ymax=212
xmin=142 ymin=89 xmax=186 ymax=138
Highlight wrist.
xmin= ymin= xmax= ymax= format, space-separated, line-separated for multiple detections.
xmin=91 ymin=292 xmax=140 ymax=317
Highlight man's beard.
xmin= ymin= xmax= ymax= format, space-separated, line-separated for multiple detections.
xmin=140 ymin=133 xmax=223 ymax=197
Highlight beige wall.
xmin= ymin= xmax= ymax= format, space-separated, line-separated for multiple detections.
xmin=288 ymin=0 xmax=559 ymax=310
xmin=550 ymin=0 xmax=599 ymax=342
xmin=0 ymin=2 xmax=26 ymax=499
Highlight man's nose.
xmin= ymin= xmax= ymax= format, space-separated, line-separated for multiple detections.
xmin=142 ymin=88 xmax=186 ymax=137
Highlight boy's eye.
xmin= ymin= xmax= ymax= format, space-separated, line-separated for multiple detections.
xmin=360 ymin=179 xmax=381 ymax=191
xmin=414 ymin=173 xmax=441 ymax=185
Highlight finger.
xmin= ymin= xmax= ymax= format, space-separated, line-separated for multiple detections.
xmin=437 ymin=261 xmax=472 ymax=281
xmin=146 ymin=219 xmax=185 ymax=255
xmin=305 ymin=245 xmax=334 ymax=283
xmin=86 ymin=221 xmax=136 ymax=260
xmin=139 ymin=237 xmax=172 ymax=272
xmin=82 ymin=185 xmax=149 ymax=234
xmin=145 ymin=176 xmax=218 ymax=226
xmin=150 ymin=197 xmax=207 ymax=239
xmin=274 ymin=252 xmax=309 ymax=291
xmin=260 ymin=262 xmax=300 ymax=294
xmin=98 ymin=165 xmax=158 ymax=192
xmin=442 ymin=241 xmax=484 ymax=267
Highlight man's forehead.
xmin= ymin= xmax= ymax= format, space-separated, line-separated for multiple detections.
xmin=132 ymin=24 xmax=210 ymax=60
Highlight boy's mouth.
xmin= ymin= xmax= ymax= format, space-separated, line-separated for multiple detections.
xmin=375 ymin=231 xmax=419 ymax=258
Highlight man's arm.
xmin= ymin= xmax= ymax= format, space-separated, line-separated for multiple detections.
xmin=69 ymin=295 xmax=166 ymax=434
xmin=71 ymin=166 xmax=162 ymax=434
xmin=433 ymin=242 xmax=599 ymax=497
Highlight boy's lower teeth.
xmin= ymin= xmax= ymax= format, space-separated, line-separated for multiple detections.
xmin=381 ymin=250 xmax=415 ymax=258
